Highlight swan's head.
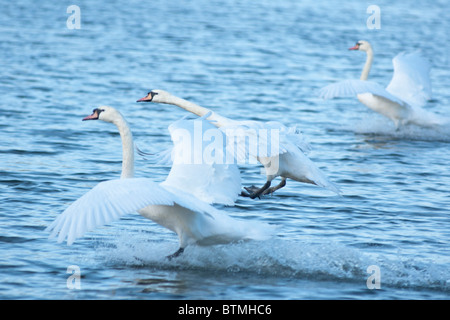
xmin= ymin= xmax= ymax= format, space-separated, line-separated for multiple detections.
xmin=349 ymin=40 xmax=372 ymax=52
xmin=82 ymin=106 xmax=121 ymax=123
xmin=136 ymin=89 xmax=170 ymax=104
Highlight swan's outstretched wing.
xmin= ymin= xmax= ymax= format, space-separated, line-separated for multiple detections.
xmin=221 ymin=120 xmax=312 ymax=162
xmin=46 ymin=178 xmax=175 ymax=245
xmin=162 ymin=115 xmax=242 ymax=206
xmin=46 ymin=178 xmax=275 ymax=247
xmin=386 ymin=51 xmax=432 ymax=108
xmin=319 ymin=79 xmax=405 ymax=106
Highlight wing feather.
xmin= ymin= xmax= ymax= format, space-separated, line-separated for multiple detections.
xmin=221 ymin=120 xmax=311 ymax=160
xmin=386 ymin=51 xmax=432 ymax=108
xmin=319 ymin=79 xmax=405 ymax=106
xmin=47 ymin=177 xmax=275 ymax=246
xmin=46 ymin=178 xmax=176 ymax=245
xmin=161 ymin=116 xmax=242 ymax=205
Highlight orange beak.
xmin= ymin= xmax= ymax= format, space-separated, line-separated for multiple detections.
xmin=349 ymin=44 xmax=359 ymax=50
xmin=136 ymin=96 xmax=149 ymax=102
xmin=82 ymin=109 xmax=100 ymax=121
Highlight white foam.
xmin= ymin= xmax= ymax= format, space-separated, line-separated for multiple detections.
xmin=354 ymin=115 xmax=450 ymax=142
xmin=91 ymin=234 xmax=449 ymax=293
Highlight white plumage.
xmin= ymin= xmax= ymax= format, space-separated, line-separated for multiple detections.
xmin=46 ymin=106 xmax=274 ymax=258
xmin=137 ymin=90 xmax=340 ymax=198
xmin=319 ymin=40 xmax=443 ymax=129
xmin=160 ymin=113 xmax=242 ymax=206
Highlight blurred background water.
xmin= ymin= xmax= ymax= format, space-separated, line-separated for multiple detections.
xmin=0 ymin=0 xmax=449 ymax=299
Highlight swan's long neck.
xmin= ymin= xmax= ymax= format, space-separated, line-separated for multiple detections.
xmin=112 ymin=116 xmax=134 ymax=179
xmin=163 ymin=95 xmax=234 ymax=128
xmin=360 ymin=48 xmax=374 ymax=81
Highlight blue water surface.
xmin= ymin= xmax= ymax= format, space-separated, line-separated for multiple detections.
xmin=0 ymin=0 xmax=449 ymax=300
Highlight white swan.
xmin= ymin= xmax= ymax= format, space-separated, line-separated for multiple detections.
xmin=137 ymin=90 xmax=340 ymax=198
xmin=45 ymin=106 xmax=274 ymax=258
xmin=155 ymin=112 xmax=242 ymax=206
xmin=319 ymin=40 xmax=443 ymax=129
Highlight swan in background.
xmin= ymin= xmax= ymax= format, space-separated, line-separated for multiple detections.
xmin=137 ymin=90 xmax=341 ymax=199
xmin=319 ymin=40 xmax=444 ymax=129
xmin=46 ymin=106 xmax=273 ymax=259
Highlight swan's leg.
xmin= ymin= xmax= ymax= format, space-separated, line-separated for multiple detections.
xmin=166 ymin=247 xmax=184 ymax=260
xmin=262 ymin=177 xmax=287 ymax=195
xmin=241 ymin=180 xmax=271 ymax=199
xmin=242 ymin=185 xmax=261 ymax=194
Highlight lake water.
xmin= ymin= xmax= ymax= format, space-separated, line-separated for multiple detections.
xmin=1 ymin=0 xmax=449 ymax=300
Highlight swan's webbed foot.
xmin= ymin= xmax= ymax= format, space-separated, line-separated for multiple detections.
xmin=240 ymin=190 xmax=251 ymax=197
xmin=261 ymin=178 xmax=287 ymax=196
xmin=243 ymin=185 xmax=261 ymax=194
xmin=166 ymin=247 xmax=184 ymax=260
xmin=241 ymin=181 xmax=271 ymax=199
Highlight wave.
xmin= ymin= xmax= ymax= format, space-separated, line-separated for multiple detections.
xmin=353 ymin=115 xmax=450 ymax=143
xmin=95 ymin=236 xmax=450 ymax=293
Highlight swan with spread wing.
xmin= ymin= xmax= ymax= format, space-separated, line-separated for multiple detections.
xmin=319 ymin=40 xmax=444 ymax=129
xmin=46 ymin=106 xmax=273 ymax=259
xmin=137 ymin=90 xmax=341 ymax=199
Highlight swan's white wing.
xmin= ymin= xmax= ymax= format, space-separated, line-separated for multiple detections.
xmin=221 ymin=120 xmax=311 ymax=161
xmin=162 ymin=163 xmax=241 ymax=206
xmin=279 ymin=124 xmax=312 ymax=155
xmin=47 ymin=177 xmax=275 ymax=247
xmin=46 ymin=178 xmax=176 ymax=245
xmin=161 ymin=115 xmax=242 ymax=205
xmin=386 ymin=51 xmax=432 ymax=108
xmin=319 ymin=79 xmax=406 ymax=106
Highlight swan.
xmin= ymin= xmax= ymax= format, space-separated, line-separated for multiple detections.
xmin=154 ymin=112 xmax=242 ymax=206
xmin=45 ymin=106 xmax=274 ymax=259
xmin=137 ymin=90 xmax=340 ymax=199
xmin=319 ymin=40 xmax=443 ymax=129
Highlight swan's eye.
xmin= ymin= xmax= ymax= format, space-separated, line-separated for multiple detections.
xmin=150 ymin=91 xmax=159 ymax=99
xmin=95 ymin=108 xmax=105 ymax=116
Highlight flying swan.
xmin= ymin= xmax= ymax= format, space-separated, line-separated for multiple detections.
xmin=45 ymin=106 xmax=273 ymax=259
xmin=319 ymin=40 xmax=443 ymax=129
xmin=137 ymin=90 xmax=341 ymax=199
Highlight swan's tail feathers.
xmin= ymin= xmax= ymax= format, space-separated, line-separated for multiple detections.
xmin=316 ymin=178 xmax=342 ymax=196
xmin=306 ymin=162 xmax=342 ymax=196
xmin=243 ymin=221 xmax=278 ymax=242
xmin=286 ymin=149 xmax=342 ymax=196
xmin=304 ymin=166 xmax=341 ymax=195
xmin=199 ymin=214 xmax=278 ymax=246
xmin=409 ymin=107 xmax=448 ymax=128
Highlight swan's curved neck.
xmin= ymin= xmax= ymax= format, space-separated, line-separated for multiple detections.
xmin=112 ymin=116 xmax=134 ymax=179
xmin=163 ymin=95 xmax=234 ymax=127
xmin=360 ymin=48 xmax=374 ymax=81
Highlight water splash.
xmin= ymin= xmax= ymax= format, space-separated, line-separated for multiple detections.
xmin=95 ymin=236 xmax=450 ymax=292
xmin=354 ymin=115 xmax=450 ymax=142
